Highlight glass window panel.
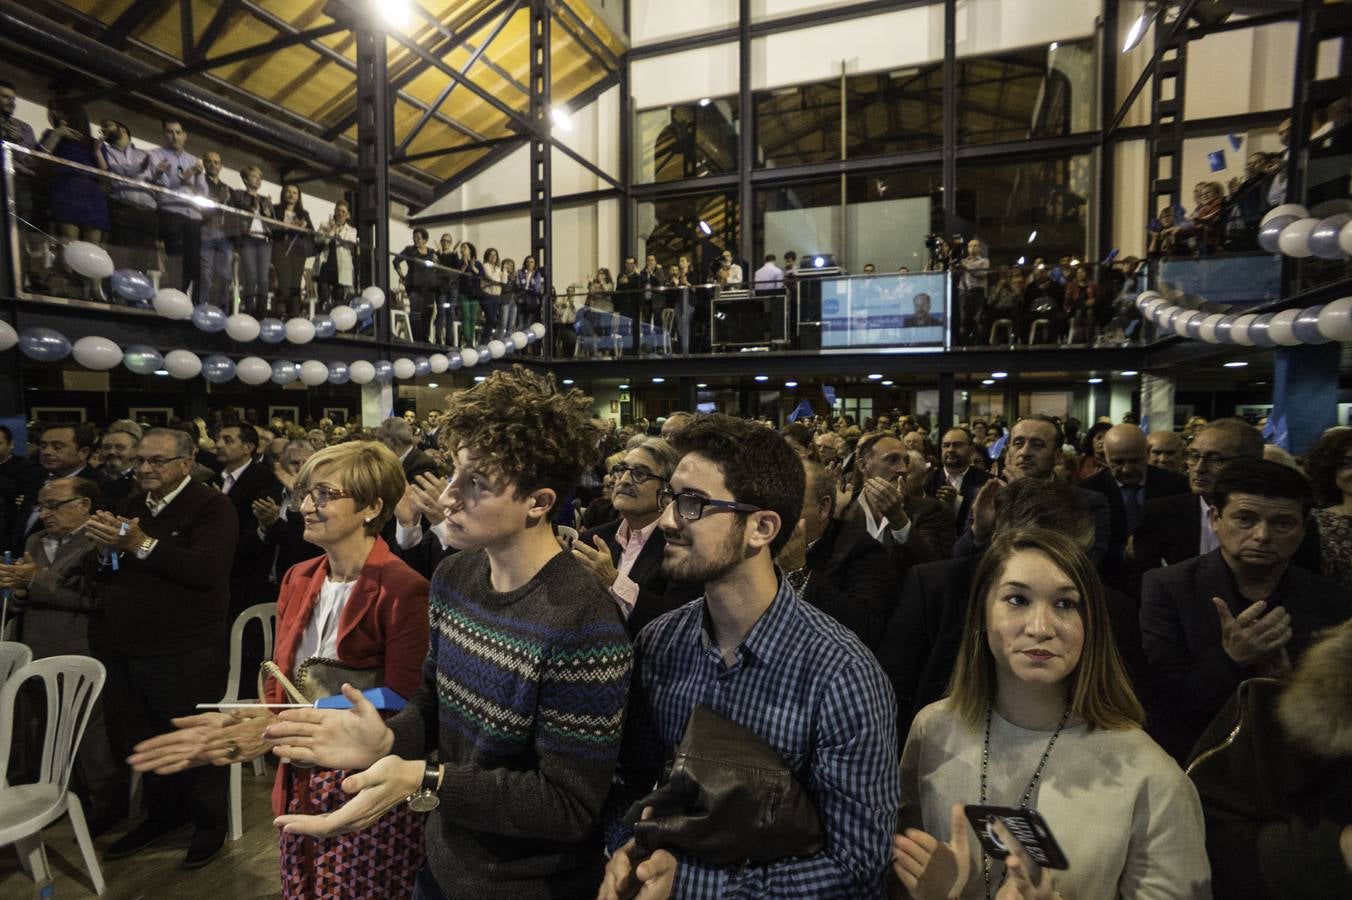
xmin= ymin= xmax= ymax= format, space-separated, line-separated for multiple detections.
xmin=637 ymin=190 xmax=741 ymax=277
xmin=844 ymin=64 xmax=944 ymax=157
xmin=955 ymin=153 xmax=1094 ymax=267
xmin=634 ymin=97 xmax=741 ymax=184
xmin=956 ymin=38 xmax=1097 ymax=146
xmin=754 ymin=81 xmax=842 ymax=168
xmin=753 ymin=179 xmax=840 ymax=266
xmin=844 ymin=169 xmax=944 ymax=273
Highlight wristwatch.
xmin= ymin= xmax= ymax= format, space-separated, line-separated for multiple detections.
xmin=133 ymin=536 xmax=158 ymax=560
xmin=407 ymin=762 xmax=442 ymax=813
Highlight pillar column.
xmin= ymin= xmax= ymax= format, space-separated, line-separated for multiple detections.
xmin=1272 ymin=342 xmax=1338 ymax=453
xmin=1140 ymin=373 xmax=1174 ymax=434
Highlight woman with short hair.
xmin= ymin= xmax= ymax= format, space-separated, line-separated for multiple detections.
xmin=893 ymin=528 xmax=1209 ymax=899
xmin=129 ymin=441 xmax=430 ymax=899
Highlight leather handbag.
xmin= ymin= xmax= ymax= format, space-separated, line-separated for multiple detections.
xmin=623 ymin=704 xmax=824 ymax=867
xmin=258 ymin=658 xmax=383 ymax=705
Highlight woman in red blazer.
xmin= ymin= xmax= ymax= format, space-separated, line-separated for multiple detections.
xmin=130 ymin=441 xmax=431 ymax=898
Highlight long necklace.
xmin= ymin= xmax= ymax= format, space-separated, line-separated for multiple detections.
xmin=978 ymin=704 xmax=1071 ymax=899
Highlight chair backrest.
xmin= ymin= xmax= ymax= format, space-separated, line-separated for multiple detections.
xmin=0 ymin=655 xmax=105 ymax=792
xmin=556 ymin=525 xmax=579 ymax=544
xmin=0 ymin=641 xmax=32 ymax=687
xmin=223 ymin=603 xmax=278 ymax=703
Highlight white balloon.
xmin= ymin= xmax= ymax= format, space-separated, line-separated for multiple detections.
xmin=285 ymin=317 xmax=316 ymax=344
xmin=488 ymin=339 xmax=506 ymax=359
xmin=510 ymin=331 xmax=528 ymax=350
xmin=361 ymin=286 xmax=386 ymax=310
xmin=1261 ymin=203 xmax=1309 ymax=227
xmin=429 ymin=353 xmax=450 ymax=374
xmin=1277 ymin=217 xmax=1319 ymax=257
xmin=0 ymin=320 xmax=16 ymax=351
xmin=225 ymin=313 xmax=261 ymax=342
xmin=529 ymin=322 xmax=546 ymax=340
xmin=1317 ymin=297 xmax=1352 ymax=342
xmin=1231 ymin=313 xmax=1259 ymax=346
xmin=349 ymin=360 xmax=376 ymax=384
xmin=393 ymin=358 xmax=416 ymax=379
xmin=153 ymin=288 xmax=193 ymax=320
xmin=63 ymin=241 xmax=115 ymax=279
xmin=1269 ymin=308 xmax=1301 ymax=345
xmin=461 ymin=347 xmax=479 ymax=367
xmin=299 ymin=360 xmax=330 ymax=386
xmin=164 ymin=349 xmax=202 ymax=379
xmin=1172 ymin=310 xmax=1201 ymax=335
xmin=1199 ymin=313 xmax=1226 ymax=344
xmin=235 ymin=356 xmax=271 ymax=385
xmin=1136 ymin=290 xmax=1162 ymax=306
xmin=1340 ymin=219 xmax=1352 ymax=257
xmin=331 ymin=305 xmax=358 ymax=331
xmin=71 ymin=335 xmax=122 ymax=370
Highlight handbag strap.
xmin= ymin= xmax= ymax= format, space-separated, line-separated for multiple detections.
xmin=258 ymin=660 xmax=309 ymax=705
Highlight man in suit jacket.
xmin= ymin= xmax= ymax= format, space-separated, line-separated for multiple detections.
xmin=7 ymin=422 xmax=115 ymax=553
xmin=778 ymin=459 xmax=894 ymax=648
xmin=878 ymin=477 xmax=1152 ymax=745
xmin=1140 ymin=459 xmax=1352 ymax=763
xmin=84 ymin=428 xmax=238 ymax=867
xmin=1078 ymin=424 xmax=1189 ymax=593
xmin=837 ymin=432 xmax=944 ymax=563
xmin=97 ymin=420 xmax=142 ymax=507
xmin=252 ymin=439 xmax=321 ymax=588
xmin=924 ymin=426 xmax=989 ymax=536
xmin=213 ymin=423 xmax=281 ymax=613
xmin=572 ymin=437 xmax=701 ymax=638
xmin=378 ymin=416 xmax=441 ymax=544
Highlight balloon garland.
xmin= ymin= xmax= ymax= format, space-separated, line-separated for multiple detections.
xmin=1256 ymin=204 xmax=1352 ymax=259
xmin=0 ymin=320 xmax=548 ymax=383
xmin=1134 ymin=291 xmax=1352 ymax=346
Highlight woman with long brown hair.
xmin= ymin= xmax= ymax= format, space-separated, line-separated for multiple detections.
xmin=892 ymin=528 xmax=1209 ymax=899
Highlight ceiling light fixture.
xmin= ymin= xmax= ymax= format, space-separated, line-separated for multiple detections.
xmin=1027 ymin=230 xmax=1038 ymax=244
xmin=1087 ymin=377 xmax=1103 ymax=384
xmin=426 ymin=383 xmax=438 ymax=389
xmin=376 ymin=0 xmax=412 ymax=30
xmin=550 ymin=106 xmax=574 ymax=131
xmin=1120 ymin=370 xmax=1139 ymax=377
xmin=618 ymin=383 xmax=629 ymax=389
xmin=696 ymin=382 xmax=708 ymax=388
xmin=698 ymin=97 xmax=712 ymax=107
xmin=868 ymin=373 xmax=884 ymax=380
xmin=785 ymin=381 xmax=798 ymax=388
xmin=982 ymin=378 xmax=995 ymax=385
xmin=1223 ymin=361 xmax=1248 ymax=368
xmin=652 ymin=377 xmax=665 ymax=383
xmin=474 ymin=375 xmax=486 ymax=382
xmin=1122 ymin=4 xmax=1157 ymax=53
xmin=754 ymin=375 xmax=769 ymax=382
xmin=991 ymin=371 xmax=1008 ymax=379
xmin=698 ymin=220 xmax=713 ymax=236
xmin=881 ymin=380 xmax=894 ymax=386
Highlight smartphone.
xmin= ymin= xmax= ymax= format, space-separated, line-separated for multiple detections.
xmin=963 ymin=805 xmax=1069 ymax=870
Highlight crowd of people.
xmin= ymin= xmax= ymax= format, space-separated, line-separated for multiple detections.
xmin=1 ymin=376 xmax=1350 ymax=899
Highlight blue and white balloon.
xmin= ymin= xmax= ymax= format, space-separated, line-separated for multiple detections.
xmin=192 ymin=305 xmax=228 ymax=333
xmin=312 ymin=314 xmax=336 ymax=339
xmin=259 ymin=318 xmax=286 ymax=343
xmin=1309 ymin=214 xmax=1351 ymax=259
xmin=428 ymin=353 xmax=450 ymax=374
xmin=299 ymin=360 xmax=329 ymax=386
xmin=225 ymin=313 xmax=261 ymax=342
xmin=18 ymin=327 xmax=72 ymax=362
xmin=1258 ymin=215 xmax=1298 ymax=253
xmin=1277 ymin=217 xmax=1319 ymax=258
xmin=447 ymin=350 xmax=463 ymax=370
xmin=1214 ymin=314 xmax=1238 ymax=344
xmin=331 ymin=305 xmax=358 ymax=331
xmin=327 ymin=361 xmax=351 ymax=385
xmin=1317 ymin=297 xmax=1352 ymax=343
xmin=63 ymin=241 xmax=114 ymax=279
xmin=201 ymin=354 xmax=236 ymax=384
xmin=153 ymin=288 xmax=193 ymax=320
xmin=164 ymin=349 xmax=202 ymax=379
xmin=349 ymin=360 xmax=375 ymax=384
xmin=372 ymin=360 xmax=394 ymax=383
xmin=1269 ymin=308 xmax=1302 ymax=345
xmin=0 ymin=320 xmax=17 ymax=352
xmin=528 ymin=322 xmax=546 ymax=340
xmin=393 ymin=358 xmax=416 ymax=380
xmin=72 ymin=335 xmax=122 ymax=370
xmin=1261 ymin=204 xmax=1309 ymax=227
xmin=1292 ymin=306 xmax=1329 ymax=344
xmin=487 ymin=339 xmax=506 ymax=359
xmin=510 ymin=331 xmax=528 ymax=350
xmin=271 ymin=360 xmax=299 ymax=385
xmin=361 ymin=286 xmax=386 ymax=310
xmin=122 ymin=344 xmax=163 ymax=375
xmin=1249 ymin=313 xmax=1277 ymax=347
xmin=460 ymin=347 xmax=479 ymax=367
xmin=285 ymin=317 xmax=316 ymax=345
xmin=1231 ymin=313 xmax=1259 ymax=346
xmin=111 ymin=269 xmax=154 ymax=304
xmin=236 ymin=356 xmax=271 ymax=385
xmin=414 ymin=357 xmax=431 ymax=377
xmin=352 ymin=298 xmax=373 ymax=320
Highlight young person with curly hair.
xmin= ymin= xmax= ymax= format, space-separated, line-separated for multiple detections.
xmin=264 ymin=366 xmax=634 ymax=900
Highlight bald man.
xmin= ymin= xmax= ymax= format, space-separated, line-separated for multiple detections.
xmin=1079 ymin=424 xmax=1190 ymax=592
xmin=1147 ymin=430 xmax=1186 ymax=475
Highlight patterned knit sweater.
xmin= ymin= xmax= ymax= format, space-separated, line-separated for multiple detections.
xmin=386 ymin=548 xmax=632 ymax=899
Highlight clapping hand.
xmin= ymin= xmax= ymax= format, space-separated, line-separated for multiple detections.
xmin=264 ymin=683 xmax=394 ymax=770
xmin=969 ymin=478 xmax=1006 ymax=543
xmin=863 ymin=475 xmax=909 ymax=529
xmin=253 ymin=496 xmax=282 ymax=529
xmin=84 ymin=511 xmax=145 ymax=552
xmin=892 ymin=804 xmax=971 ymax=900
xmin=129 ymin=708 xmax=273 ymax=774
xmin=408 ymin=472 xmax=448 ymax=525
xmin=0 ymin=552 xmax=39 ymax=590
xmin=274 ymin=754 xmax=425 ymax=837
xmin=571 ymin=535 xmax=619 ymax=589
xmin=1213 ymin=597 xmax=1292 ymax=669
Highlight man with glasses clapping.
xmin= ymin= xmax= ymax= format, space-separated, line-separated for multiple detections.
xmin=572 ymin=437 xmax=702 ymax=638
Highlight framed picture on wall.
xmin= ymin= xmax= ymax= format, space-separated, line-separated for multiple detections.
xmin=322 ymin=408 xmax=349 ymax=425
xmin=30 ymin=407 xmax=87 ymax=423
xmin=268 ymin=406 xmax=301 ymax=424
xmin=128 ymin=407 xmax=174 ymax=427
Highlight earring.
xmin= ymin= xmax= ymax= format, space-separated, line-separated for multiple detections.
xmin=364 ymin=518 xmax=373 ymax=524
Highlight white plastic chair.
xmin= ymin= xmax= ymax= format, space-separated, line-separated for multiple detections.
xmin=0 ymin=655 xmax=107 ymax=895
xmin=556 ymin=525 xmax=579 ymax=545
xmin=223 ymin=603 xmax=276 ymax=841
xmin=0 ymin=641 xmax=31 ymax=687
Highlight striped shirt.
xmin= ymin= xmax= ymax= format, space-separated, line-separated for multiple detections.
xmin=611 ymin=575 xmax=899 ymax=898
xmin=386 ymin=549 xmax=632 ymax=899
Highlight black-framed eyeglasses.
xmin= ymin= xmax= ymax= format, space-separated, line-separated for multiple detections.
xmin=37 ymin=496 xmax=84 ymax=512
xmin=610 ymin=463 xmax=665 ymax=486
xmin=294 ymin=485 xmax=353 ymax=509
xmin=1184 ymin=451 xmax=1242 ymax=468
xmin=657 ymin=487 xmax=761 ymax=522
xmin=133 ymin=455 xmax=188 ymax=469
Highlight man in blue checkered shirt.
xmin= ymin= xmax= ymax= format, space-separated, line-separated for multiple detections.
xmin=600 ymin=414 xmax=899 ymax=899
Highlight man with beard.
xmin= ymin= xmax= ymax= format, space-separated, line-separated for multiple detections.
xmin=98 ymin=419 xmax=142 ymax=505
xmin=601 ymin=413 xmax=898 ymax=898
xmin=572 ymin=437 xmax=702 ymax=638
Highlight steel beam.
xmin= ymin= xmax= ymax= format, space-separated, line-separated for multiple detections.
xmin=394 ymin=135 xmax=524 ymax=165
xmin=355 ymin=23 xmax=393 ymax=325
xmin=383 ymin=26 xmax=535 ymax=136
xmin=941 ymin=0 xmax=957 ymax=232
xmin=104 ymin=0 xmax=170 ymax=50
xmin=1105 ymin=0 xmax=1200 ymax=140
xmin=738 ymin=0 xmax=753 ymax=268
xmin=529 ymin=0 xmax=553 ymax=293
xmin=191 ymin=0 xmax=240 ymax=62
xmin=618 ymin=57 xmax=633 ymax=259
xmin=394 ymin=0 xmax=522 ymax=160
xmin=410 ymin=187 xmax=621 ymax=226
xmin=179 ymin=0 xmax=193 ymax=61
xmin=554 ymin=1 xmax=621 ymax=71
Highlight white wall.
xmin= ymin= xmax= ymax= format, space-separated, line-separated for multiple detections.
xmin=631 ymin=42 xmax=739 ymax=108
xmin=1184 ymin=24 xmax=1297 ymax=120
xmin=954 ymin=0 xmax=1100 ymax=57
xmin=751 ymin=6 xmax=945 ymax=90
xmin=1113 ymin=139 xmax=1148 ymax=259
xmin=631 ymin=0 xmax=737 ymax=46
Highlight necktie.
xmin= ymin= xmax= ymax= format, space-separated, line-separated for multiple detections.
xmin=223 ymin=473 xmax=235 ymax=494
xmin=1124 ymin=486 xmax=1143 ymax=536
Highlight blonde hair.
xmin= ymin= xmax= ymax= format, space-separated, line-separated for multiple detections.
xmin=948 ymin=527 xmax=1143 ymax=731
xmin=294 ymin=441 xmax=407 ymax=536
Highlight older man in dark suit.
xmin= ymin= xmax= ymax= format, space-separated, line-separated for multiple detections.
xmin=878 ymin=477 xmax=1152 ymax=745
xmin=838 ymin=432 xmax=947 ymax=562
xmin=571 ymin=437 xmax=701 ymax=638
xmin=1079 ymin=424 xmax=1189 ymax=593
xmin=213 ymin=423 xmax=281 ymax=608
xmin=1140 ymin=459 xmax=1352 ymax=763
xmin=85 ymin=428 xmax=238 ymax=868
xmin=778 ymin=459 xmax=894 ymax=648
xmin=7 ymin=422 xmax=115 ymax=554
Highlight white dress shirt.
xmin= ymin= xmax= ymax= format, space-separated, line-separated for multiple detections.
xmin=859 ymin=493 xmax=913 ymax=545
xmin=295 ymin=577 xmax=357 ymax=663
xmin=146 ymin=475 xmax=193 ymax=517
xmin=1199 ymin=495 xmax=1219 ymax=555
